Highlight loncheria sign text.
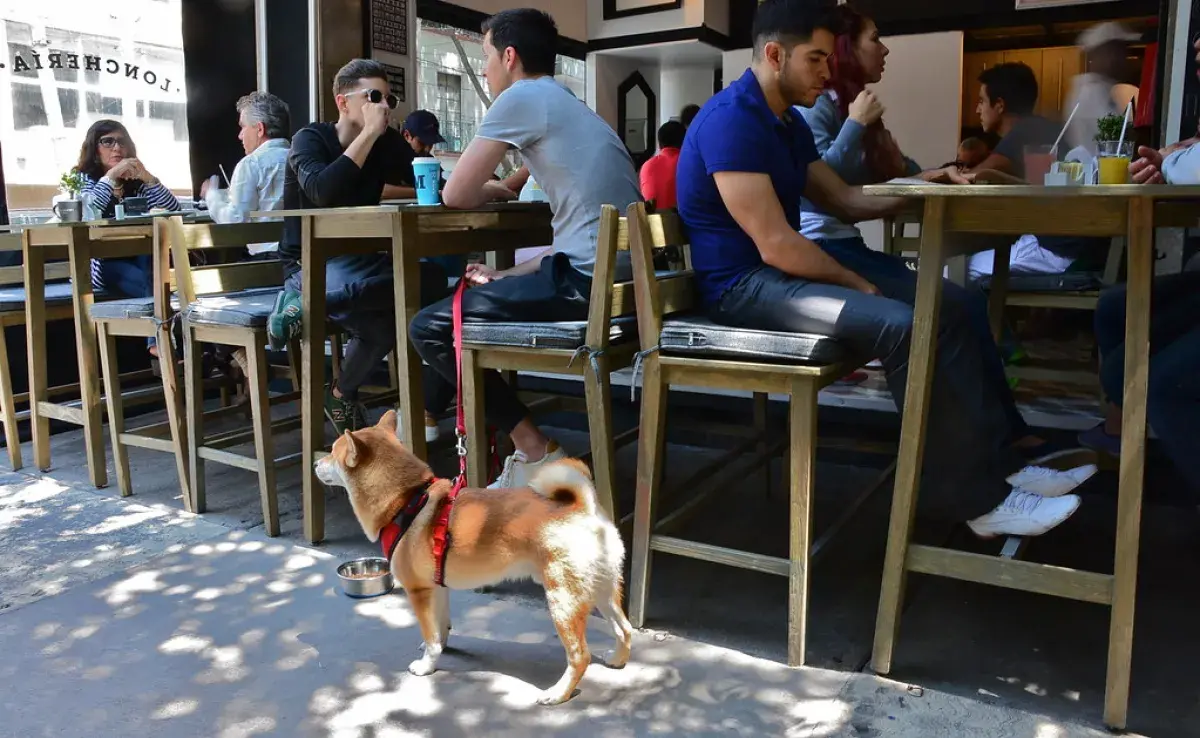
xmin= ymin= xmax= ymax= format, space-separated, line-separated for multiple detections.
xmin=6 ymin=52 xmax=177 ymax=93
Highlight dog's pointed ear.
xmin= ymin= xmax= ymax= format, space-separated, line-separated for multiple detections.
xmin=342 ymin=431 xmax=360 ymax=468
xmin=378 ymin=409 xmax=397 ymax=433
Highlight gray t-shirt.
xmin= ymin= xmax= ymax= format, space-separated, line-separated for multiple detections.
xmin=475 ymin=76 xmax=641 ymax=276
xmin=992 ymin=115 xmax=1062 ymax=179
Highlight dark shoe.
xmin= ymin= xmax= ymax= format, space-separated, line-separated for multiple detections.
xmin=267 ymin=289 xmax=303 ymax=351
xmin=1078 ymin=423 xmax=1121 ymax=457
xmin=324 ymin=386 xmax=366 ymax=435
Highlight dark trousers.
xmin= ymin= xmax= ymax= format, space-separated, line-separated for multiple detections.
xmin=712 ymin=246 xmax=1023 ymax=514
xmin=93 ymin=255 xmax=155 ymax=348
xmin=410 ymin=253 xmax=591 ymax=434
xmin=286 ymin=254 xmax=455 ymax=409
xmin=1095 ymin=271 xmax=1200 ymax=496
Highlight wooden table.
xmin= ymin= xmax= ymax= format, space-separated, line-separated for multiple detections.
xmin=260 ymin=203 xmax=552 ymax=543
xmin=861 ymin=184 xmax=1200 ymax=730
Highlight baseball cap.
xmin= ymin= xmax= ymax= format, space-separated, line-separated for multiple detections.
xmin=1077 ymin=22 xmax=1140 ymax=52
xmin=402 ymin=109 xmax=446 ymax=146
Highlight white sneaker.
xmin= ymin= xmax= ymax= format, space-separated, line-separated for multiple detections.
xmin=967 ymin=490 xmax=1081 ymax=539
xmin=489 ymin=441 xmax=567 ymax=489
xmin=424 ymin=414 xmax=441 ymax=444
xmin=1005 ymin=464 xmax=1097 ymax=497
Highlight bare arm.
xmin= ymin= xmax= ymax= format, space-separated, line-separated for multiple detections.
xmin=443 ymin=137 xmax=510 ymax=209
xmin=714 ymin=171 xmax=877 ymax=294
xmin=381 ymin=184 xmax=417 ymax=200
xmin=804 ymin=160 xmax=906 ymax=224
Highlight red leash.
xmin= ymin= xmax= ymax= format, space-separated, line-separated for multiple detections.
xmin=428 ymin=278 xmax=470 ymax=586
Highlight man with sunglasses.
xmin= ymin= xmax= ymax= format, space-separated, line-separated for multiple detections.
xmin=272 ymin=59 xmax=473 ymax=434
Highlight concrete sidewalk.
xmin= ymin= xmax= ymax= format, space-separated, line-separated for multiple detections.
xmin=0 ymin=468 xmax=1132 ymax=737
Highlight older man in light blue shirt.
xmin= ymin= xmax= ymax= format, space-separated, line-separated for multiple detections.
xmin=204 ymin=91 xmax=291 ymax=254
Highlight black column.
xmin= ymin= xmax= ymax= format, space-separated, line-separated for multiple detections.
xmin=0 ymin=139 xmax=8 ymax=226
xmin=181 ymin=0 xmax=258 ymax=198
xmin=267 ymin=0 xmax=312 ymax=132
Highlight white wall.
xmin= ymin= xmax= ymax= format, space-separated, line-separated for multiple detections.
xmin=659 ymin=65 xmax=713 ymax=124
xmin=588 ymin=0 xmax=705 ymax=41
xmin=722 ymin=48 xmax=751 ymax=85
xmin=586 ymin=53 xmax=660 ymax=132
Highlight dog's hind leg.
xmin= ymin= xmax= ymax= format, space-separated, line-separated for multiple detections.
xmin=405 ymin=587 xmax=445 ymax=676
xmin=596 ymin=578 xmax=632 ymax=669
xmin=538 ymin=577 xmax=592 ymax=705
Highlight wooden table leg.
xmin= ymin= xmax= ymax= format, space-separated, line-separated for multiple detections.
xmin=67 ymin=229 xmax=108 ymax=488
xmin=22 ymin=234 xmax=50 ymax=471
xmin=392 ymin=211 xmax=427 ymax=459
xmin=1103 ymin=196 xmax=1153 ymax=730
xmin=872 ymin=197 xmax=948 ymax=674
xmin=301 ymin=217 xmax=327 ymax=544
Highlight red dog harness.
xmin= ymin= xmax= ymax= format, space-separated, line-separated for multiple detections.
xmin=377 ymin=279 xmax=470 ymax=587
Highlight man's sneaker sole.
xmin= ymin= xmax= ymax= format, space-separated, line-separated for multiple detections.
xmin=1006 ymin=464 xmax=1098 ymax=497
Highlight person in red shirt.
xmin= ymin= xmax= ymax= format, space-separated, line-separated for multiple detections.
xmin=639 ymin=120 xmax=685 ymax=210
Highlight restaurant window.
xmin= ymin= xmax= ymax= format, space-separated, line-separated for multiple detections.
xmin=0 ymin=2 xmax=191 ymax=219
xmin=415 ymin=19 xmax=586 ymax=153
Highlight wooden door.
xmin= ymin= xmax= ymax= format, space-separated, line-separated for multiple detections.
xmin=1041 ymin=46 xmax=1086 ymax=122
xmin=962 ymin=51 xmax=1006 ymax=129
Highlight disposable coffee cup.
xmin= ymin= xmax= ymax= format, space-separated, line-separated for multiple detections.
xmin=412 ymin=157 xmax=441 ymax=206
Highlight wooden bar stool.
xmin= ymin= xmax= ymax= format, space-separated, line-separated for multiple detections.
xmin=457 ymin=205 xmax=641 ymax=519
xmin=0 ymin=232 xmax=77 ymax=470
xmin=624 ymin=202 xmax=851 ymax=666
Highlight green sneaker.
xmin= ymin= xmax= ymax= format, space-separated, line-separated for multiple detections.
xmin=267 ymin=289 xmax=303 ymax=351
xmin=324 ymin=386 xmax=367 ymax=435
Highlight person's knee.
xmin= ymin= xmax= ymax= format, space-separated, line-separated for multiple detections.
xmin=409 ymin=304 xmax=447 ymax=349
xmin=874 ymin=302 xmax=915 ymax=358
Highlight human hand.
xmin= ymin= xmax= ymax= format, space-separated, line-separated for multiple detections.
xmin=200 ymin=178 xmax=212 ymax=198
xmin=362 ymin=102 xmax=391 ymax=138
xmin=1130 ymin=146 xmax=1166 ymax=185
xmin=856 ymin=277 xmax=881 ymax=296
xmin=464 ymin=263 xmax=504 ymax=285
xmin=482 ymin=180 xmax=518 ymax=202
xmin=848 ymin=90 xmax=884 ymax=126
xmin=107 ymin=159 xmax=139 ymax=181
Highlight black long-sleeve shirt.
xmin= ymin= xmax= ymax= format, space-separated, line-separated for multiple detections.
xmin=280 ymin=123 xmax=412 ymax=276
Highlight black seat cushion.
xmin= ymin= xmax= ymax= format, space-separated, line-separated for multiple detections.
xmin=184 ymin=288 xmax=282 ymax=328
xmin=975 ymin=271 xmax=1103 ymax=293
xmin=460 ymin=315 xmax=639 ymax=350
xmin=659 ymin=314 xmax=843 ymax=365
xmin=0 ymin=282 xmax=78 ymax=312
xmin=89 ymin=295 xmax=181 ymax=321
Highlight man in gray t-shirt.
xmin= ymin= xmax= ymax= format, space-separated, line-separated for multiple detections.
xmin=411 ymin=8 xmax=642 ymax=492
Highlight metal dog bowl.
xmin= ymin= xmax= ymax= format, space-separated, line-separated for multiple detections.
xmin=336 ymin=557 xmax=394 ymax=598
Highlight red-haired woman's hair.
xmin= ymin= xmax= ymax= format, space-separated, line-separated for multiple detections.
xmin=827 ymin=5 xmax=905 ymax=181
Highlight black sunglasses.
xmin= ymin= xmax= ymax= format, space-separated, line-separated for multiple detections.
xmin=350 ymin=88 xmax=399 ymax=110
xmin=99 ymin=136 xmax=130 ymax=149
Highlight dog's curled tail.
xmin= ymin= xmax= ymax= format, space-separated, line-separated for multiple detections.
xmin=529 ymin=458 xmax=597 ymax=516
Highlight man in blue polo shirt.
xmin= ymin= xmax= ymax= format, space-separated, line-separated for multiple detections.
xmin=677 ymin=0 xmax=1087 ymax=539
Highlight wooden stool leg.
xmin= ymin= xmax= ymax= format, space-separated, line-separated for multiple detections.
xmin=96 ymin=322 xmax=132 ymax=497
xmin=628 ymin=356 xmax=667 ymax=628
xmin=462 ymin=349 xmax=488 ymax=488
xmin=0 ymin=323 xmax=22 ymax=470
xmin=787 ymin=379 xmax=818 ymax=667
xmin=331 ymin=333 xmax=343 ymax=383
xmin=246 ymin=336 xmax=279 ymax=536
xmin=183 ymin=324 xmax=206 ymax=513
xmin=287 ymin=339 xmax=302 ymax=393
xmin=584 ymin=354 xmax=618 ymax=520
xmin=158 ymin=320 xmax=192 ymax=512
xmin=23 ymin=241 xmax=50 ymax=471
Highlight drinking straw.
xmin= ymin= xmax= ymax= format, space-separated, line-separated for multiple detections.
xmin=1050 ymin=102 xmax=1081 ymax=159
xmin=219 ymin=164 xmax=231 ymax=187
xmin=1116 ymin=100 xmax=1133 ymax=155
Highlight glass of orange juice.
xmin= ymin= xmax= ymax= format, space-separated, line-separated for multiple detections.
xmin=1097 ymin=141 xmax=1134 ymax=185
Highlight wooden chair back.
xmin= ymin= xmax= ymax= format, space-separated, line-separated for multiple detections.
xmin=162 ymin=218 xmax=284 ymax=309
xmin=0 ymin=232 xmax=70 ymax=287
xmin=625 ymin=202 xmax=695 ymax=352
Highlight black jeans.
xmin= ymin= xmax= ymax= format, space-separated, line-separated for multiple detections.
xmin=286 ymin=254 xmax=456 ymax=409
xmin=713 ymin=258 xmax=1021 ymax=515
xmin=410 ymin=253 xmax=591 ymax=434
xmin=1095 ymin=271 xmax=1200 ymax=496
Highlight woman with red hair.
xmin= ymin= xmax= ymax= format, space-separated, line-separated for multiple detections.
xmin=797 ymin=5 xmax=1071 ymax=482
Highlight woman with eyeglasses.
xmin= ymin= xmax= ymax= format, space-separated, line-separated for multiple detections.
xmin=75 ymin=120 xmax=180 ymax=357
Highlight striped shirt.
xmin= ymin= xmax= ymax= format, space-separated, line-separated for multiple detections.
xmin=78 ymin=172 xmax=180 ymax=294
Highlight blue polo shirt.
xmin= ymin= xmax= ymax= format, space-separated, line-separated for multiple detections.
xmin=676 ymin=69 xmax=821 ymax=304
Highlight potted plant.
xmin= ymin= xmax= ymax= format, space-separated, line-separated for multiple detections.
xmin=53 ymin=168 xmax=88 ymax=222
xmin=1095 ymin=114 xmax=1132 ymax=185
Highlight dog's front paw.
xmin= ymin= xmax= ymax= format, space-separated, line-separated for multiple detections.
xmin=603 ymin=649 xmax=629 ymax=669
xmin=535 ymin=689 xmax=572 ymax=706
xmin=408 ymin=657 xmax=437 ymax=676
